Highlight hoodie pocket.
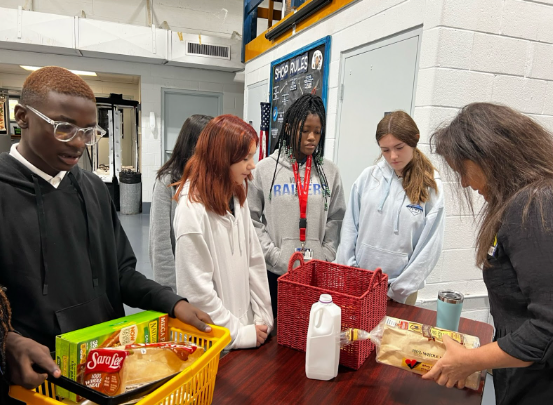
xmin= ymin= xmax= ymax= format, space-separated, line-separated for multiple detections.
xmin=55 ymin=295 xmax=117 ymax=334
xmin=274 ymin=237 xmax=323 ymax=275
xmin=357 ymin=243 xmax=408 ymax=277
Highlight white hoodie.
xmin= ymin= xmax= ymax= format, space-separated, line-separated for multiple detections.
xmin=173 ymin=183 xmax=274 ymax=349
xmin=336 ymin=160 xmax=445 ymax=303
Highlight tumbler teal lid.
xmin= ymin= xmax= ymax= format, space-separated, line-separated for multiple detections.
xmin=438 ymin=290 xmax=464 ymax=304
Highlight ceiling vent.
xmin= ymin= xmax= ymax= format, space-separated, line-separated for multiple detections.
xmin=186 ymin=41 xmax=230 ymax=60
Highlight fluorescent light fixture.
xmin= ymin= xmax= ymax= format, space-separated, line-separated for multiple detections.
xmin=20 ymin=66 xmax=98 ymax=76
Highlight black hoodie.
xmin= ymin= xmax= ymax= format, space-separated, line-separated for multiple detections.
xmin=0 ymin=153 xmax=183 ymax=351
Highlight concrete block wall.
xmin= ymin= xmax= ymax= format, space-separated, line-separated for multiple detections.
xmin=0 ymin=0 xmax=243 ymax=38
xmin=0 ymin=48 xmax=244 ymax=202
xmin=416 ymin=0 xmax=553 ymax=322
xmin=243 ymin=0 xmax=553 ymax=323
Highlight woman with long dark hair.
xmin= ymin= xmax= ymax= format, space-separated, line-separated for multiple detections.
xmin=173 ymin=115 xmax=273 ymax=350
xmin=423 ymin=103 xmax=553 ymax=404
xmin=149 ymin=114 xmax=212 ymax=292
xmin=337 ymin=111 xmax=444 ymax=304
xmin=248 ymin=94 xmax=345 ymax=317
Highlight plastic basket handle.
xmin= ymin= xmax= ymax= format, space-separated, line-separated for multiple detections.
xmin=368 ymin=267 xmax=384 ymax=290
xmin=288 ymin=251 xmax=305 ymax=272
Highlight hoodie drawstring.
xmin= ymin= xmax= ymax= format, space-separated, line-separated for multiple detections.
xmin=237 ymin=215 xmax=243 ymax=256
xmin=378 ymin=177 xmax=392 ymax=212
xmin=229 ymin=220 xmax=235 ymax=255
xmin=395 ymin=194 xmax=407 ymax=234
xmin=227 ymin=198 xmax=243 ymax=256
xmin=377 ymin=172 xmax=405 ymax=234
xmin=32 ymin=176 xmax=50 ymax=295
xmin=68 ymin=173 xmax=99 ymax=288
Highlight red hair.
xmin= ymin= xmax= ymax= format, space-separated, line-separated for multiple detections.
xmin=174 ymin=115 xmax=259 ymax=215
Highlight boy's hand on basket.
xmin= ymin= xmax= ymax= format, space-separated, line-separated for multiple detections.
xmin=255 ymin=324 xmax=268 ymax=347
xmin=174 ymin=300 xmax=214 ymax=333
xmin=6 ymin=332 xmax=61 ymax=389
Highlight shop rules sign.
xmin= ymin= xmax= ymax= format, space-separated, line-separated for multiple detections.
xmin=269 ymin=36 xmax=331 ymax=153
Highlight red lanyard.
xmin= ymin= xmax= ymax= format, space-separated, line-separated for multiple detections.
xmin=292 ymin=155 xmax=312 ymax=242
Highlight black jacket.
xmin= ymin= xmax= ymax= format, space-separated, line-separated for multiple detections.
xmin=485 ymin=191 xmax=553 ymax=404
xmin=0 ymin=153 xmax=183 ymax=351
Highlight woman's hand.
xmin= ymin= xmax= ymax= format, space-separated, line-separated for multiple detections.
xmin=422 ymin=335 xmax=476 ymax=388
xmin=255 ymin=324 xmax=268 ymax=347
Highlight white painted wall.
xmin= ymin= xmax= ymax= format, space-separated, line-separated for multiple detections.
xmin=0 ymin=0 xmax=243 ymax=39
xmin=0 ymin=49 xmax=244 ymax=202
xmin=0 ymin=73 xmax=140 ymax=100
xmin=243 ymin=0 xmax=553 ymax=323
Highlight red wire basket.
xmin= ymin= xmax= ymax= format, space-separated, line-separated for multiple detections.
xmin=277 ymin=252 xmax=388 ymax=370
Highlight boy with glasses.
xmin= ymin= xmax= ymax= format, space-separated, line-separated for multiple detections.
xmin=0 ymin=66 xmax=213 ymax=396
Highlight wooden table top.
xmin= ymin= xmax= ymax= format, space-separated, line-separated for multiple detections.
xmin=212 ymin=301 xmax=494 ymax=405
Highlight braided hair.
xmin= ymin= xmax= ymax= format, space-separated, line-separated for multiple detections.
xmin=0 ymin=288 xmax=13 ymax=374
xmin=269 ymin=94 xmax=331 ymax=210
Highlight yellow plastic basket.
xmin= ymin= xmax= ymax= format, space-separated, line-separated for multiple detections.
xmin=9 ymin=320 xmax=230 ymax=405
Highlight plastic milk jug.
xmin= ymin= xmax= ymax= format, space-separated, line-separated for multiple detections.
xmin=305 ymin=294 xmax=341 ymax=380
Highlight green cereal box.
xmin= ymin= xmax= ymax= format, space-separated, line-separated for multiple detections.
xmin=55 ymin=337 xmax=69 ymax=398
xmin=55 ymin=311 xmax=169 ymax=401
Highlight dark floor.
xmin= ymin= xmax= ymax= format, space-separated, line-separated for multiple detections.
xmin=118 ymin=211 xmax=496 ymax=405
xmin=118 ymin=212 xmax=152 ymax=316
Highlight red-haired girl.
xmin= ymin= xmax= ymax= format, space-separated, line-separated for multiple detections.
xmin=173 ymin=115 xmax=274 ymax=349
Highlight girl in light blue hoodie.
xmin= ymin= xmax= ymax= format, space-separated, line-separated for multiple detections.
xmin=337 ymin=111 xmax=444 ymax=304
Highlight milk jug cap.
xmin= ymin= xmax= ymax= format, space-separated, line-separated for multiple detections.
xmin=319 ymin=294 xmax=333 ymax=304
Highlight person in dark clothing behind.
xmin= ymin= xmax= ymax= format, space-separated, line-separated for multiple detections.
xmin=0 ymin=287 xmax=14 ymax=400
xmin=0 ymin=66 xmax=213 ymax=393
xmin=423 ymin=103 xmax=553 ymax=404
xmin=0 ymin=287 xmax=12 ymax=375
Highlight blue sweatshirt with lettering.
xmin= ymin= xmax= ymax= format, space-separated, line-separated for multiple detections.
xmin=248 ymin=150 xmax=346 ymax=276
xmin=336 ymin=160 xmax=445 ymax=303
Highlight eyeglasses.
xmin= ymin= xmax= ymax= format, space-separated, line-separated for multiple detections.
xmin=24 ymin=104 xmax=106 ymax=146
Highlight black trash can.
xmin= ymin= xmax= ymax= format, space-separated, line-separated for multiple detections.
xmin=119 ymin=170 xmax=142 ymax=215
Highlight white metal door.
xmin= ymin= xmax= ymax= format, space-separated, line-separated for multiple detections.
xmin=162 ymin=89 xmax=222 ymax=162
xmin=335 ymin=30 xmax=421 ymax=203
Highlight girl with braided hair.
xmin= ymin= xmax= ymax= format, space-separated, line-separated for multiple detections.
xmin=248 ymin=94 xmax=346 ymax=317
xmin=337 ymin=111 xmax=445 ymax=305
xmin=0 ymin=287 xmax=12 ymax=375
xmin=0 ymin=287 xmax=17 ymax=402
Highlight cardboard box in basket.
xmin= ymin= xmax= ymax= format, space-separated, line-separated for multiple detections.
xmin=277 ymin=252 xmax=388 ymax=370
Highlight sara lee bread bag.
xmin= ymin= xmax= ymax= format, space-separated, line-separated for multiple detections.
xmin=84 ymin=342 xmax=205 ymax=396
xmin=369 ymin=316 xmax=482 ymax=390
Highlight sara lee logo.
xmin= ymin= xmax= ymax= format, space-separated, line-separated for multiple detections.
xmin=86 ymin=349 xmax=128 ymax=373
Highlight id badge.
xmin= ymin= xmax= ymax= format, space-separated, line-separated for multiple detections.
xmin=295 ymin=247 xmax=313 ymax=261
